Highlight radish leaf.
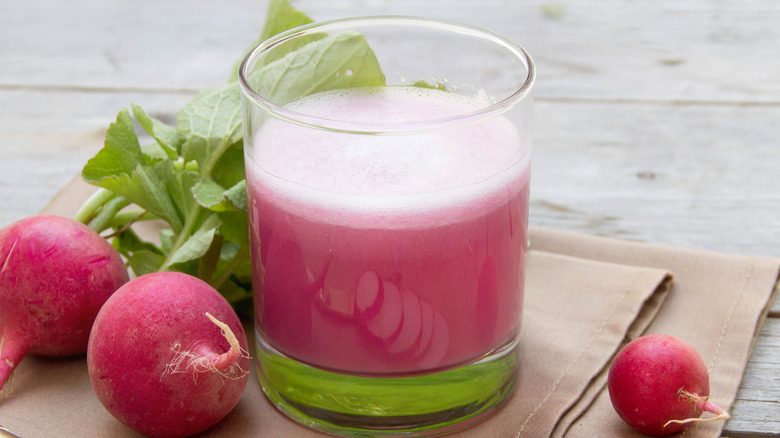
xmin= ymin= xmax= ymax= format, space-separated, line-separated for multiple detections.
xmin=166 ymin=214 xmax=222 ymax=267
xmin=177 ymin=82 xmax=243 ymax=173
xmin=82 ymin=109 xmax=146 ymax=182
xmin=246 ymin=30 xmax=386 ymax=106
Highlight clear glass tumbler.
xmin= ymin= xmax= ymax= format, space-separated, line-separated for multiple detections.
xmin=239 ymin=16 xmax=534 ymax=436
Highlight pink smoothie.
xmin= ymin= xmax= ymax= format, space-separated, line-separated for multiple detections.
xmin=246 ymin=86 xmax=530 ymax=374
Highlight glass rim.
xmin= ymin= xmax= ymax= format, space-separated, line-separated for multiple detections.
xmin=238 ymin=15 xmax=535 ymax=134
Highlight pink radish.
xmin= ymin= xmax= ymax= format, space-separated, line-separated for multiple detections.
xmin=87 ymin=271 xmax=249 ymax=438
xmin=0 ymin=215 xmax=128 ymax=390
xmin=608 ymin=334 xmax=730 ymax=435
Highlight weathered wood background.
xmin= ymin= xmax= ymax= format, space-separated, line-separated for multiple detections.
xmin=1 ymin=1 xmax=778 ymax=436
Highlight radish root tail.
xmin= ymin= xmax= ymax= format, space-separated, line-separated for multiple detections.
xmin=663 ymin=388 xmax=731 ymax=428
xmin=163 ymin=313 xmax=250 ymax=383
xmin=0 ymin=334 xmax=27 ymax=394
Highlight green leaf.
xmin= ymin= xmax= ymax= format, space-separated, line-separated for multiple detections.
xmin=219 ymin=240 xmax=241 ymax=261
xmin=197 ymin=234 xmax=224 ymax=284
xmin=261 ymin=0 xmax=314 ymax=41
xmin=209 ymin=142 xmax=245 ymax=189
xmin=224 ymin=180 xmax=247 ymax=211
xmin=247 ymin=30 xmax=386 ymax=106
xmin=95 ymin=160 xmax=184 ymax=231
xmin=228 ymin=0 xmax=315 ymax=82
xmin=81 ymin=109 xmax=187 ymax=231
xmin=82 ymin=109 xmax=146 ymax=183
xmin=193 ymin=178 xmax=232 ymax=211
xmin=193 ymin=178 xmax=247 ymax=212
xmin=141 ymin=143 xmax=173 ymax=161
xmin=112 ymin=228 xmax=163 ymax=259
xmin=132 ymin=104 xmax=180 ymax=159
xmin=177 ymin=82 xmax=243 ymax=172
xmin=158 ymin=161 xmax=201 ymax=221
xmin=130 ymin=250 xmax=166 ymax=276
xmin=217 ymin=210 xmax=249 ymax=246
xmin=166 ymin=214 xmax=222 ymax=266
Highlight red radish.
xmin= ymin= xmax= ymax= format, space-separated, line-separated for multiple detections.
xmin=87 ymin=271 xmax=250 ymax=438
xmin=0 ymin=215 xmax=128 ymax=390
xmin=608 ymin=334 xmax=730 ymax=435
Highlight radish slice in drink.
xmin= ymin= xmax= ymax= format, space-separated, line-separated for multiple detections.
xmin=366 ymin=281 xmax=403 ymax=341
xmin=420 ymin=311 xmax=449 ymax=369
xmin=355 ymin=270 xmax=383 ymax=320
xmin=387 ymin=289 xmax=423 ymax=354
xmin=414 ymin=300 xmax=435 ymax=359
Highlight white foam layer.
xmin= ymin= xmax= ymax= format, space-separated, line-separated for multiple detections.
xmin=247 ymin=86 xmax=530 ymax=227
xmin=247 ymin=154 xmax=529 ymax=228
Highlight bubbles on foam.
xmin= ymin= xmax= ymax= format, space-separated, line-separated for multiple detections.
xmin=248 ymin=85 xmax=530 ymax=228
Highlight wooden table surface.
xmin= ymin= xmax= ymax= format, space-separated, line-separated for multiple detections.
xmin=1 ymin=1 xmax=778 ymax=436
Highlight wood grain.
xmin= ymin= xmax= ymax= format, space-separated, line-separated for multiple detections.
xmin=0 ymin=0 xmax=778 ymax=436
xmin=725 ymin=318 xmax=780 ymax=436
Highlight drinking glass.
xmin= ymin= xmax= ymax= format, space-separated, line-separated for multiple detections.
xmin=239 ymin=16 xmax=534 ymax=436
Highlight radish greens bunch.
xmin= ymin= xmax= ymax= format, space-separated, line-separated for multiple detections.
xmin=75 ymin=0 xmax=386 ymax=312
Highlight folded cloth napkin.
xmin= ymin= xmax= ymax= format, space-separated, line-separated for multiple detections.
xmin=0 ymin=178 xmax=777 ymax=438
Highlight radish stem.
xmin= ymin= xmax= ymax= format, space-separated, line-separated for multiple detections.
xmin=74 ymin=188 xmax=116 ymax=225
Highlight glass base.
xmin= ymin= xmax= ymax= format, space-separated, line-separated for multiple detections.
xmin=255 ymin=332 xmax=520 ymax=437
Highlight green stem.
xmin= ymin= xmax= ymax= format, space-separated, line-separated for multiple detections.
xmin=89 ymin=197 xmax=131 ymax=233
xmin=74 ymin=187 xmax=116 ymax=225
xmin=158 ymin=136 xmax=237 ymax=272
xmin=157 ymin=135 xmax=233 ymax=272
xmin=105 ymin=210 xmax=161 ymax=229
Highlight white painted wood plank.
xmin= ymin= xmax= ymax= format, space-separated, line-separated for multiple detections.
xmin=531 ymin=100 xmax=780 ymax=258
xmin=305 ymin=0 xmax=780 ymax=104
xmin=0 ymin=89 xmax=195 ymax=227
xmin=724 ymin=318 xmax=780 ymax=437
xmin=2 ymin=1 xmax=779 ymax=104
xmin=0 ymin=0 xmax=260 ymax=92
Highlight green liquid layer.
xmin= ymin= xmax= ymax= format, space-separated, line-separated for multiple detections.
xmin=255 ymin=334 xmax=519 ymax=437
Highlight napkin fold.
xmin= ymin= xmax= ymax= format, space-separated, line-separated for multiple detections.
xmin=452 ymin=251 xmax=672 ymax=438
xmin=529 ymin=228 xmax=780 ymax=438
xmin=0 ymin=178 xmax=777 ymax=438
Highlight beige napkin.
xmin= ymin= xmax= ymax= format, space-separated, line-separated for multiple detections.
xmin=529 ymin=228 xmax=780 ymax=438
xmin=0 ymin=178 xmax=777 ymax=438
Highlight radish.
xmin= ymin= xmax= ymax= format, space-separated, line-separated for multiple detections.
xmin=87 ymin=271 xmax=250 ymax=438
xmin=0 ymin=215 xmax=128 ymax=391
xmin=607 ymin=334 xmax=730 ymax=435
